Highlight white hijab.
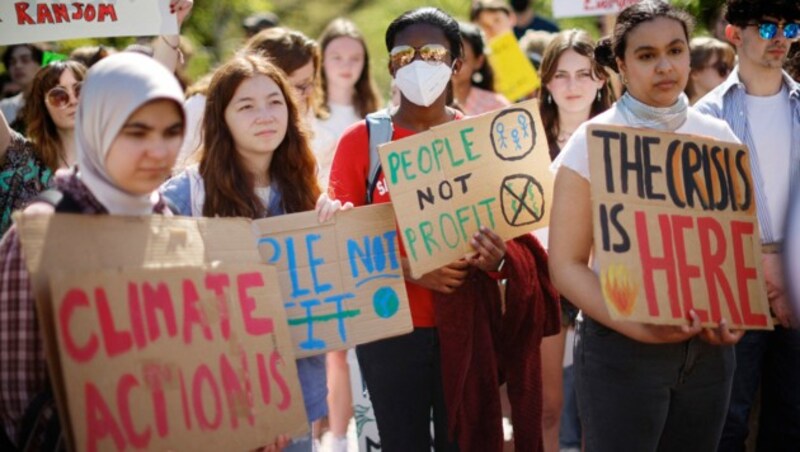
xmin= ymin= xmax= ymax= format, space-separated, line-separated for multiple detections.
xmin=76 ymin=52 xmax=185 ymax=215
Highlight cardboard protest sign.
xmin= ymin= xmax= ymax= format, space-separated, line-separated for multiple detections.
xmin=587 ymin=125 xmax=772 ymax=330
xmin=0 ymin=1 xmax=177 ymax=46
xmin=378 ymin=100 xmax=552 ymax=278
xmin=487 ymin=31 xmax=540 ymax=101
xmin=15 ymin=214 xmax=307 ymax=451
xmin=553 ymin=0 xmax=642 ymax=18
xmin=49 ymin=264 xmax=305 ymax=452
xmin=252 ymin=204 xmax=412 ymax=359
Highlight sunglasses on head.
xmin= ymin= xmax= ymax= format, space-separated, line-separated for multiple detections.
xmin=389 ymin=44 xmax=449 ymax=69
xmin=750 ymin=21 xmax=800 ymax=40
xmin=45 ymin=82 xmax=81 ymax=109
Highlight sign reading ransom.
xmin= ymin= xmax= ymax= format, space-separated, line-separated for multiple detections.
xmin=252 ymin=204 xmax=412 ymax=359
xmin=378 ymin=100 xmax=553 ymax=278
xmin=49 ymin=265 xmax=305 ymax=452
xmin=587 ymin=125 xmax=772 ymax=329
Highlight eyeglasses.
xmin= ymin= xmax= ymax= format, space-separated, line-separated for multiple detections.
xmin=45 ymin=82 xmax=81 ymax=109
xmin=704 ymin=60 xmax=732 ymax=78
xmin=749 ymin=21 xmax=800 ymax=40
xmin=389 ymin=44 xmax=449 ymax=69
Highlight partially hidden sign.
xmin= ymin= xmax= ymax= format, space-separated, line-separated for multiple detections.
xmin=252 ymin=204 xmax=412 ymax=359
xmin=378 ymin=100 xmax=553 ymax=278
xmin=553 ymin=0 xmax=643 ymax=19
xmin=487 ymin=31 xmax=541 ymax=101
xmin=49 ymin=264 xmax=306 ymax=452
xmin=0 ymin=1 xmax=178 ymax=45
xmin=16 ymin=214 xmax=307 ymax=451
xmin=587 ymin=125 xmax=772 ymax=330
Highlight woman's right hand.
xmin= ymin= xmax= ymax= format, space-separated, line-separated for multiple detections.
xmin=260 ymin=434 xmax=291 ymax=452
xmin=613 ymin=309 xmax=703 ymax=344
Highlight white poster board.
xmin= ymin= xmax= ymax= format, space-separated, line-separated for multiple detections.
xmin=553 ymin=0 xmax=643 ymax=19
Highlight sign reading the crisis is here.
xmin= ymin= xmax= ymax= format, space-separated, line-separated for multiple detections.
xmin=587 ymin=125 xmax=773 ymax=330
xmin=378 ymin=100 xmax=553 ymax=278
xmin=0 ymin=1 xmax=178 ymax=45
xmin=553 ymin=0 xmax=643 ymax=19
xmin=49 ymin=265 xmax=306 ymax=452
xmin=253 ymin=204 xmax=412 ymax=359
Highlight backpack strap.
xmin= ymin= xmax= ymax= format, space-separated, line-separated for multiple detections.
xmin=34 ymin=189 xmax=82 ymax=213
xmin=365 ymin=109 xmax=394 ymax=205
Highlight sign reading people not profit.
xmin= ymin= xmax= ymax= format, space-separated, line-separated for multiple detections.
xmin=587 ymin=125 xmax=772 ymax=330
xmin=378 ymin=100 xmax=553 ymax=278
xmin=49 ymin=265 xmax=305 ymax=452
xmin=0 ymin=1 xmax=177 ymax=45
xmin=253 ymin=204 xmax=412 ymax=359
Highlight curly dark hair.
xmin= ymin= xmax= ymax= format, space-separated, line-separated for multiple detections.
xmin=725 ymin=0 xmax=800 ymax=27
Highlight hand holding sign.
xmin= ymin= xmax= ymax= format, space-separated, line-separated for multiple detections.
xmin=169 ymin=0 xmax=193 ymax=26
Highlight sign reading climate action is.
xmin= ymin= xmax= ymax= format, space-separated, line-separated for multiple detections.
xmin=49 ymin=265 xmax=306 ymax=452
xmin=378 ymin=100 xmax=553 ymax=278
xmin=0 ymin=1 xmax=178 ymax=45
xmin=587 ymin=125 xmax=772 ymax=330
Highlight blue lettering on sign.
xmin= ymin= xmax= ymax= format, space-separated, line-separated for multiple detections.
xmin=306 ymin=234 xmax=332 ymax=294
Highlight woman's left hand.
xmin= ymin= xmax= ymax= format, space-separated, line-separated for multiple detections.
xmin=700 ymin=319 xmax=745 ymax=345
xmin=169 ymin=0 xmax=193 ymax=27
xmin=469 ymin=226 xmax=507 ymax=273
xmin=316 ymin=193 xmax=354 ymax=223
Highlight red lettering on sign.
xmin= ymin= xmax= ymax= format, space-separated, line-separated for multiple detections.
xmin=59 ymin=288 xmax=99 ymax=363
xmin=72 ymin=2 xmax=83 ymax=21
xmin=96 ymin=288 xmax=132 ymax=357
xmin=143 ymin=282 xmax=178 ymax=342
xmin=15 ymin=2 xmax=34 ymax=25
xmin=270 ymin=350 xmax=292 ymax=410
xmin=51 ymin=3 xmax=69 ymax=23
xmin=127 ymin=283 xmax=147 ymax=349
xmin=672 ymin=215 xmax=708 ymax=322
xmin=731 ymin=221 xmax=766 ymax=327
xmin=36 ymin=2 xmax=53 ymax=23
xmin=205 ymin=274 xmax=232 ymax=340
xmin=697 ymin=218 xmax=741 ymax=324
xmin=192 ymin=365 xmax=223 ymax=431
xmin=117 ymin=374 xmax=151 ymax=448
xmin=635 ymin=211 xmax=680 ymax=318
xmin=182 ymin=279 xmax=213 ymax=344
xmin=238 ymin=272 xmax=274 ymax=336
xmin=220 ymin=351 xmax=255 ymax=429
xmin=85 ymin=381 xmax=125 ymax=452
xmin=97 ymin=3 xmax=117 ymax=22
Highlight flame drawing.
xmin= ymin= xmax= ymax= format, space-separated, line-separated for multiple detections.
xmin=601 ymin=264 xmax=639 ymax=317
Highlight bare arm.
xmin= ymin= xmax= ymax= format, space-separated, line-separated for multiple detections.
xmin=548 ymin=167 xmax=701 ymax=344
xmin=0 ymin=107 xmax=12 ymax=162
xmin=152 ymin=0 xmax=193 ymax=72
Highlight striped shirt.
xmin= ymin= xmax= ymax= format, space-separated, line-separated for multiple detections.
xmin=694 ymin=67 xmax=800 ymax=243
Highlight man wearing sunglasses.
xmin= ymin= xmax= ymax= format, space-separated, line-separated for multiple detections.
xmin=695 ymin=1 xmax=800 ymax=451
xmin=0 ymin=44 xmax=43 ymax=131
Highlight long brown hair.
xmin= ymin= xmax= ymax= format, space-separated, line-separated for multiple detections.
xmin=538 ymin=30 xmax=613 ymax=160
xmin=199 ymin=54 xmax=320 ymax=218
xmin=318 ymin=18 xmax=382 ymax=118
xmin=244 ymin=27 xmax=324 ymax=118
xmin=23 ymin=60 xmax=87 ymax=170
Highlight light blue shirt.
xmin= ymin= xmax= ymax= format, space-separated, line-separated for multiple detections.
xmin=694 ymin=67 xmax=800 ymax=243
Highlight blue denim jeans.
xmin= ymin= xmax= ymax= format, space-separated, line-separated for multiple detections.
xmin=718 ymin=327 xmax=800 ymax=452
xmin=559 ymin=364 xmax=582 ymax=449
xmin=575 ymin=316 xmax=734 ymax=452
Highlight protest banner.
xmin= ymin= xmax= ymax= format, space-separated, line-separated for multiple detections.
xmin=0 ymin=0 xmax=177 ymax=45
xmin=587 ymin=125 xmax=772 ymax=330
xmin=15 ymin=214 xmax=307 ymax=451
xmin=49 ymin=264 xmax=305 ymax=452
xmin=553 ymin=0 xmax=643 ymax=19
xmin=252 ymin=204 xmax=412 ymax=359
xmin=378 ymin=100 xmax=552 ymax=278
xmin=487 ymin=31 xmax=540 ymax=101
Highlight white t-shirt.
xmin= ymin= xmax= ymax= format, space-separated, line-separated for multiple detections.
xmin=0 ymin=93 xmax=24 ymax=126
xmin=553 ymin=105 xmax=741 ymax=180
xmin=313 ymin=103 xmax=361 ymax=191
xmin=745 ymin=87 xmax=792 ymax=241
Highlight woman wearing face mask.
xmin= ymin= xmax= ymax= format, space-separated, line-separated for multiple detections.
xmin=0 ymin=60 xmax=87 ymax=235
xmin=161 ymin=54 xmax=349 ymax=452
xmin=549 ymin=2 xmax=744 ymax=450
xmin=329 ymin=7 xmax=559 ymax=451
xmin=536 ymin=29 xmax=613 ymax=452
